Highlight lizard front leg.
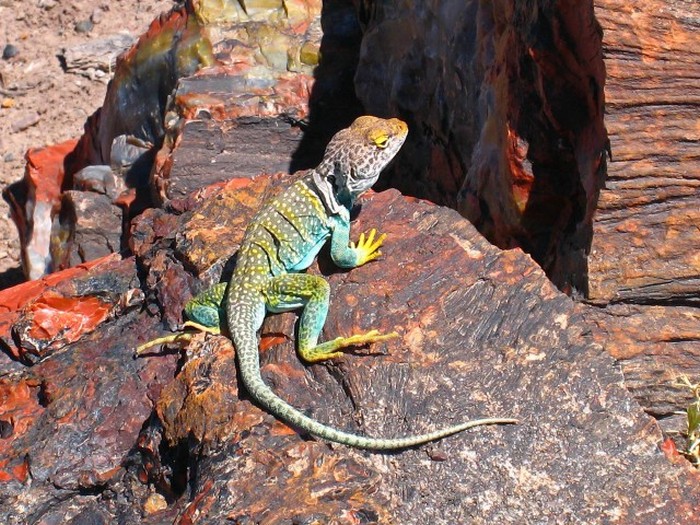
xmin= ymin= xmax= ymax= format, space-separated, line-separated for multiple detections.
xmin=329 ymin=213 xmax=386 ymax=268
xmin=264 ymin=273 xmax=397 ymax=363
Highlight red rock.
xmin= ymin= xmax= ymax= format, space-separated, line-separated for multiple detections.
xmin=0 ymin=379 xmax=40 ymax=484
xmin=17 ymin=292 xmax=111 ymax=349
xmin=3 ymin=140 xmax=79 ymax=281
xmin=0 ymin=254 xmax=139 ymax=362
xmin=0 ymin=254 xmax=120 ymax=359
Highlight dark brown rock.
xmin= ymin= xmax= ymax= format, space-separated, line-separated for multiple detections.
xmin=579 ymin=0 xmax=700 ymax=438
xmin=352 ymin=0 xmax=700 ymax=454
xmin=0 ymin=292 xmax=177 ymax=521
xmin=158 ymin=118 xmax=305 ymax=202
xmin=125 ymin=177 xmax=699 ymax=523
xmin=584 ymin=302 xmax=700 ymax=436
xmin=52 ymin=190 xmax=124 ymax=271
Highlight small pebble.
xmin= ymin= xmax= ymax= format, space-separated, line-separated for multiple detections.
xmin=143 ymin=493 xmax=167 ymax=514
xmin=4 ymin=152 xmax=16 ymax=162
xmin=74 ymin=19 xmax=94 ymax=33
xmin=11 ymin=112 xmax=40 ymax=133
xmin=2 ymin=44 xmax=19 ymax=60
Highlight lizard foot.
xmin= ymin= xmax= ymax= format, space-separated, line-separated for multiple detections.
xmin=135 ymin=321 xmax=221 ymax=357
xmin=300 ymin=330 xmax=399 ymax=363
xmin=351 ymin=228 xmax=387 ymax=265
xmin=334 ymin=329 xmax=399 ymax=348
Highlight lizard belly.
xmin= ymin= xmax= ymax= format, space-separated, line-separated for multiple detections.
xmin=286 ymin=233 xmax=329 ymax=272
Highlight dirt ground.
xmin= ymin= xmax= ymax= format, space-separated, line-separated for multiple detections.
xmin=0 ymin=0 xmax=174 ymax=289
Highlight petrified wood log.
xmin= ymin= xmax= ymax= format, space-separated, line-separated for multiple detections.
xmin=159 ymin=117 xmax=307 ymax=202
xmin=352 ymin=0 xmax=700 ymax=434
xmin=581 ymin=0 xmax=700 ymax=431
xmin=590 ymin=0 xmax=700 ymax=304
xmin=354 ymin=0 xmax=608 ymax=293
xmin=3 ymin=161 xmax=699 ymax=522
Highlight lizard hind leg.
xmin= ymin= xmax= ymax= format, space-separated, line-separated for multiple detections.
xmin=264 ymin=273 xmax=398 ymax=364
xmin=135 ymin=283 xmax=227 ymax=356
xmin=184 ymin=282 xmax=228 ymax=331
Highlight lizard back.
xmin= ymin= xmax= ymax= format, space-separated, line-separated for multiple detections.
xmin=233 ymin=175 xmax=332 ymax=285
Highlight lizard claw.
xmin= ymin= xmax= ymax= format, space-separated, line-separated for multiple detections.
xmin=336 ymin=329 xmax=400 ymax=348
xmin=353 ymin=228 xmax=387 ymax=265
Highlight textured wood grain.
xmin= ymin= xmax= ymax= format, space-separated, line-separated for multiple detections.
xmin=583 ymin=0 xmax=700 ymax=434
xmin=160 ymin=118 xmax=305 ymax=202
xmin=60 ymin=34 xmax=136 ymax=79
xmin=585 ymin=303 xmax=700 ymax=417
xmin=589 ymin=0 xmax=700 ymax=303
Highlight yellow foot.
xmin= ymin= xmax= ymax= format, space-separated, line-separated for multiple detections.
xmin=301 ymin=330 xmax=400 ymax=363
xmin=351 ymin=228 xmax=387 ymax=265
xmin=135 ymin=321 xmax=221 ymax=356
xmin=335 ymin=329 xmax=399 ymax=349
xmin=182 ymin=321 xmax=221 ymax=335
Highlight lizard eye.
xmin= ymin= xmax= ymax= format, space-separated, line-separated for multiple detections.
xmin=372 ymin=134 xmax=389 ymax=149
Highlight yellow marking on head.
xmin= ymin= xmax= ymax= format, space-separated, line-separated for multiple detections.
xmin=350 ymin=116 xmax=409 ymax=142
xmin=369 ymin=128 xmax=389 ymax=149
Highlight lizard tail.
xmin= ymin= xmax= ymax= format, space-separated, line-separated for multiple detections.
xmin=232 ymin=325 xmax=516 ymax=450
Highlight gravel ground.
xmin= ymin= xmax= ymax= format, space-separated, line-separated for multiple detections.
xmin=0 ymin=0 xmax=173 ymax=289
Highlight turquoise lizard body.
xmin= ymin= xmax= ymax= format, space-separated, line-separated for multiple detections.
xmin=139 ymin=116 xmax=516 ymax=449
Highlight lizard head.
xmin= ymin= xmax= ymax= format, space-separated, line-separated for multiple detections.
xmin=315 ymin=116 xmax=408 ymax=208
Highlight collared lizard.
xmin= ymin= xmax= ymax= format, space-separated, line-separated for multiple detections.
xmin=138 ymin=116 xmax=516 ymax=449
